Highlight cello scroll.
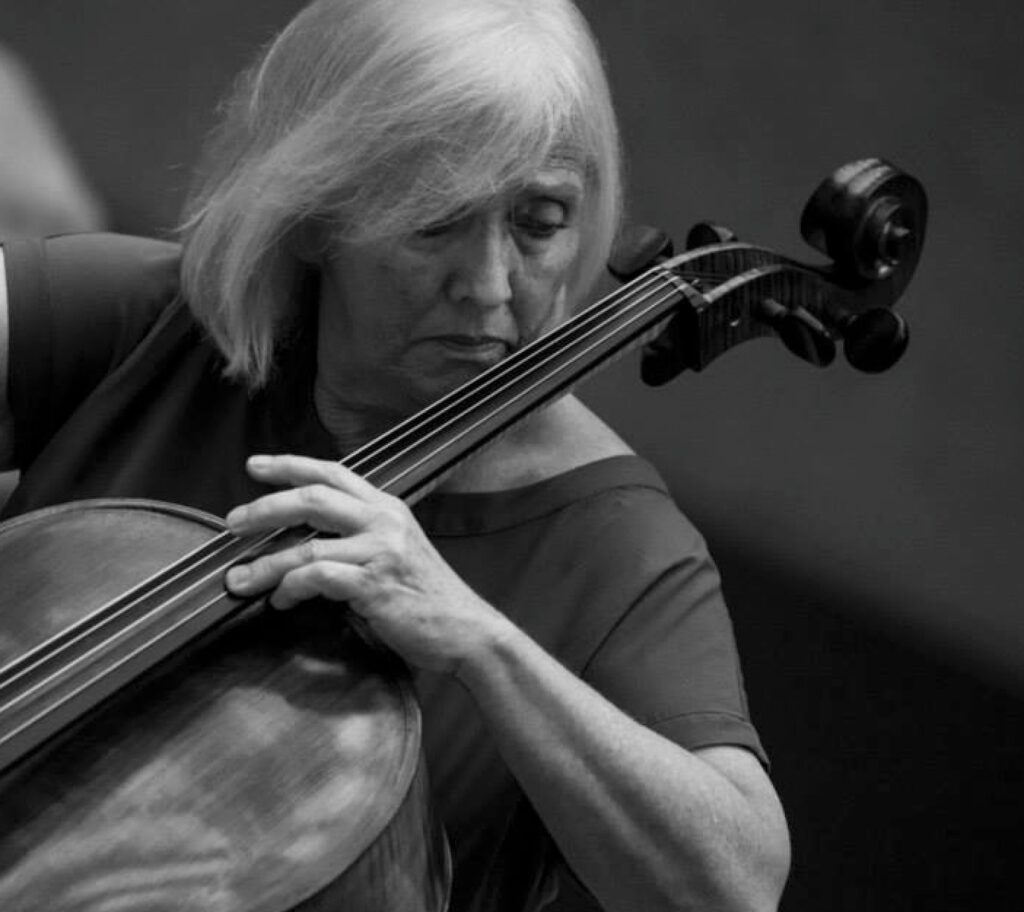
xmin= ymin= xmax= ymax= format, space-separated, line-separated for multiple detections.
xmin=609 ymin=158 xmax=928 ymax=383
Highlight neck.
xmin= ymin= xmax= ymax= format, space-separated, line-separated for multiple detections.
xmin=313 ymin=375 xmax=410 ymax=456
xmin=314 ymin=368 xmax=570 ymax=493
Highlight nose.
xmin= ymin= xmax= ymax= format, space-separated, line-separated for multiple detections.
xmin=445 ymin=216 xmax=515 ymax=310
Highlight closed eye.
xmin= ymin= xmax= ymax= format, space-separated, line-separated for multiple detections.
xmin=513 ymin=198 xmax=570 ymax=239
xmin=415 ymin=207 xmax=472 ymax=239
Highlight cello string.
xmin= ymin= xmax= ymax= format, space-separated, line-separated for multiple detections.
xmin=0 ymin=567 xmax=268 ymax=752
xmin=0 ymin=533 xmax=267 ymax=706
xmin=2 ymin=245 xmax=769 ymax=727
xmin=0 ymin=272 xmax=693 ymax=727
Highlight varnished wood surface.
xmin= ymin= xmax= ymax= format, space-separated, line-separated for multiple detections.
xmin=0 ymin=501 xmax=449 ymax=911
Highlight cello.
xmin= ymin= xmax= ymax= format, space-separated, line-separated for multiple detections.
xmin=0 ymin=159 xmax=926 ymax=910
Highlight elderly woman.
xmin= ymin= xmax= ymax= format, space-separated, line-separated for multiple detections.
xmin=0 ymin=0 xmax=789 ymax=909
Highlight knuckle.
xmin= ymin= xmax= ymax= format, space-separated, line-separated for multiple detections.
xmin=298 ymin=538 xmax=322 ymax=563
xmin=244 ymin=555 xmax=274 ymax=587
xmin=369 ymin=544 xmax=398 ymax=574
xmin=300 ymin=484 xmax=333 ymax=510
xmin=374 ymin=521 xmax=406 ymax=556
xmin=384 ymin=492 xmax=412 ymax=518
xmin=241 ymin=501 xmax=267 ymax=524
xmin=325 ymin=463 xmax=352 ymax=487
xmin=378 ymin=498 xmax=411 ymax=533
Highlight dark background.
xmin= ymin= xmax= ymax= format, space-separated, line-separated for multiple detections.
xmin=5 ymin=0 xmax=1024 ymax=907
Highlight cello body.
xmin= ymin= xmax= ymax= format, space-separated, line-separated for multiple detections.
xmin=0 ymin=500 xmax=450 ymax=911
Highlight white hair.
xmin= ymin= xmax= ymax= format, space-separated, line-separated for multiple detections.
xmin=179 ymin=0 xmax=622 ymax=387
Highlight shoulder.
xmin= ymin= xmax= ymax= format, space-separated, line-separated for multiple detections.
xmin=3 ymin=233 xmax=186 ymax=471
xmin=440 ymin=394 xmax=634 ymax=493
xmin=4 ymin=233 xmax=182 ymax=355
xmin=4 ymin=232 xmax=184 ymax=395
xmin=3 ymin=232 xmax=181 ymax=313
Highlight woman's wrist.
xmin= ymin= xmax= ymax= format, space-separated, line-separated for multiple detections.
xmin=453 ymin=604 xmax=523 ymax=690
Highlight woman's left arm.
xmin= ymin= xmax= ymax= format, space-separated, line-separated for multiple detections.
xmin=456 ymin=614 xmax=790 ymax=912
xmin=225 ymin=454 xmax=790 ymax=912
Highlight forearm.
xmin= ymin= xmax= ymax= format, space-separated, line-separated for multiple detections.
xmin=456 ymin=615 xmax=789 ymax=912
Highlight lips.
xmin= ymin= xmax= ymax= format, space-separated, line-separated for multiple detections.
xmin=431 ymin=335 xmax=511 ymax=359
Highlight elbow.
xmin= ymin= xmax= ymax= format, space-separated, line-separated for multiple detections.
xmin=690 ymin=858 xmax=789 ymax=912
xmin=759 ymin=786 xmax=792 ymax=910
xmin=680 ymin=795 xmax=791 ymax=912
xmin=748 ymin=832 xmax=791 ymax=912
xmin=717 ymin=810 xmax=792 ymax=912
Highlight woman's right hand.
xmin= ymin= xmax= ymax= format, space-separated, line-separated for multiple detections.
xmin=224 ymin=453 xmax=515 ymax=676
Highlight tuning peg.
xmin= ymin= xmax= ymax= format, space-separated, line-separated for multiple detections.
xmin=607 ymin=225 xmax=674 ymax=282
xmin=640 ymin=311 xmax=691 ymax=386
xmin=839 ymin=308 xmax=910 ymax=372
xmin=757 ymin=298 xmax=837 ymax=367
xmin=685 ymin=222 xmax=738 ymax=250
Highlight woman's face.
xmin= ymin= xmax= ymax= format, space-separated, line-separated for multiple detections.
xmin=315 ymin=164 xmax=586 ymax=429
